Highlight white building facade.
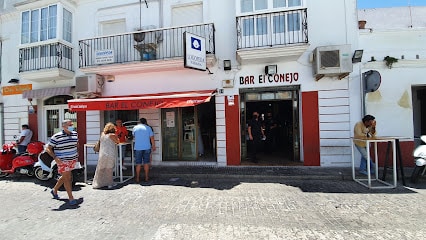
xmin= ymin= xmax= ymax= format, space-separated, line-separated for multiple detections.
xmin=0 ymin=0 xmax=421 ymax=168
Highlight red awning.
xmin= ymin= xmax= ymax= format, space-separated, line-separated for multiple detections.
xmin=68 ymin=90 xmax=216 ymax=111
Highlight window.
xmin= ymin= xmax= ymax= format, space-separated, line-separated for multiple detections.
xmin=242 ymin=18 xmax=254 ymax=36
xmin=255 ymin=0 xmax=268 ymax=10
xmin=287 ymin=12 xmax=301 ymax=31
xmin=63 ymin=8 xmax=72 ymax=42
xmin=256 ymin=17 xmax=267 ymax=35
xmin=21 ymin=5 xmax=72 ymax=44
xmin=288 ymin=0 xmax=302 ymax=7
xmin=273 ymin=15 xmax=285 ymax=33
xmin=242 ymin=0 xmax=302 ymax=13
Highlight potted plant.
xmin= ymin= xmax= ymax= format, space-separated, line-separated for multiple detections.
xmin=133 ymin=29 xmax=145 ymax=42
xmin=384 ymin=56 xmax=398 ymax=69
xmin=358 ymin=20 xmax=367 ymax=29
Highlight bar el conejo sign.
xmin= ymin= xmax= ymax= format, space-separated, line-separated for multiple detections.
xmin=184 ymin=32 xmax=206 ymax=71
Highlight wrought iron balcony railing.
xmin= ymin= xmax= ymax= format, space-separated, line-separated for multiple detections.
xmin=237 ymin=8 xmax=308 ymax=49
xmin=19 ymin=42 xmax=74 ymax=72
xmin=79 ymin=23 xmax=215 ymax=68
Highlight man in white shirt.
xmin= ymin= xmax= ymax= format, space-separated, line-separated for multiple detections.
xmin=17 ymin=124 xmax=33 ymax=153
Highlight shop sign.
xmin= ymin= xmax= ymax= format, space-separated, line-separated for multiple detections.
xmin=239 ymin=72 xmax=299 ymax=85
xmin=184 ymin=32 xmax=206 ymax=71
xmin=95 ymin=49 xmax=114 ymax=64
xmin=1 ymin=84 xmax=32 ymax=96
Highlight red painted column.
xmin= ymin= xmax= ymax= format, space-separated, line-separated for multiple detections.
xmin=301 ymin=91 xmax=320 ymax=166
xmin=225 ymin=95 xmax=241 ymax=165
xmin=28 ymin=106 xmax=39 ymax=142
xmin=76 ymin=112 xmax=87 ymax=164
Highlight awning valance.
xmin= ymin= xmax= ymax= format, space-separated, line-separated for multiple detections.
xmin=22 ymin=87 xmax=72 ymax=99
xmin=68 ymin=90 xmax=216 ymax=111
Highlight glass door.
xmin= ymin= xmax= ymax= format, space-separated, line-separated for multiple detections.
xmin=162 ymin=107 xmax=198 ymax=161
xmin=162 ymin=108 xmax=179 ymax=160
xmin=181 ymin=107 xmax=197 ymax=160
xmin=43 ymin=105 xmax=76 ymax=142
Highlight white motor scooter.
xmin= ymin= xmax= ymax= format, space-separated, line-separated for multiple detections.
xmin=34 ymin=151 xmax=84 ymax=187
xmin=410 ymin=135 xmax=426 ymax=183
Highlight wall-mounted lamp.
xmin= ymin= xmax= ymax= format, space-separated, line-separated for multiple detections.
xmin=223 ymin=60 xmax=231 ymax=71
xmin=352 ymin=50 xmax=364 ymax=63
xmin=8 ymin=78 xmax=20 ymax=84
xmin=265 ymin=65 xmax=277 ymax=75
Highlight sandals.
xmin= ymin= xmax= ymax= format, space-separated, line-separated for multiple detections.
xmin=50 ymin=189 xmax=60 ymax=200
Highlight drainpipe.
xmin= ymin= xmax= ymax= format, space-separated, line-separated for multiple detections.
xmin=159 ymin=0 xmax=163 ymax=28
xmin=0 ymin=39 xmax=4 ymax=145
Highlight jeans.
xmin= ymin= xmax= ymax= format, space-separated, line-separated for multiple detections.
xmin=355 ymin=145 xmax=375 ymax=172
xmin=134 ymin=149 xmax=151 ymax=165
xmin=17 ymin=145 xmax=27 ymax=154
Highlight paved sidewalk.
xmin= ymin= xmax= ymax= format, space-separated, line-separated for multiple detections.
xmin=1 ymin=166 xmax=425 ymax=240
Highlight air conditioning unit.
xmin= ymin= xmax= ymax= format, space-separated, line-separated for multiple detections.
xmin=75 ymin=74 xmax=104 ymax=96
xmin=312 ymin=44 xmax=353 ymax=80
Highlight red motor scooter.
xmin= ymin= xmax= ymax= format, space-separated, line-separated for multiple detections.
xmin=0 ymin=141 xmax=45 ymax=178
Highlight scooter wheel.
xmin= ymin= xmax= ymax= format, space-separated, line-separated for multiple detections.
xmin=34 ymin=167 xmax=50 ymax=181
xmin=410 ymin=165 xmax=425 ymax=184
xmin=0 ymin=172 xmax=8 ymax=178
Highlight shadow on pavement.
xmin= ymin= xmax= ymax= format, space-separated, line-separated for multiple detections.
xmin=112 ymin=175 xmax=425 ymax=194
xmin=51 ymin=198 xmax=84 ymax=211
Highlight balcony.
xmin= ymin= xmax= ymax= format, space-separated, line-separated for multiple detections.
xmin=18 ymin=41 xmax=74 ymax=82
xmin=236 ymin=8 xmax=309 ymax=64
xmin=79 ymin=23 xmax=215 ymax=75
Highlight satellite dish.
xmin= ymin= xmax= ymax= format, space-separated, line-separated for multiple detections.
xmin=363 ymin=70 xmax=381 ymax=92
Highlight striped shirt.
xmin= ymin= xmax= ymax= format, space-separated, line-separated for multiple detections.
xmin=48 ymin=130 xmax=79 ymax=161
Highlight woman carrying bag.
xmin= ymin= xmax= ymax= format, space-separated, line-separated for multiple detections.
xmin=92 ymin=122 xmax=120 ymax=189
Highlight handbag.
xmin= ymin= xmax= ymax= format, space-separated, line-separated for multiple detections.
xmin=93 ymin=139 xmax=100 ymax=153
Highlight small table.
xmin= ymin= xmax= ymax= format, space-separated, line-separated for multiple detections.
xmin=113 ymin=142 xmax=134 ymax=183
xmin=83 ymin=143 xmax=95 ymax=183
xmin=351 ymin=137 xmax=397 ymax=189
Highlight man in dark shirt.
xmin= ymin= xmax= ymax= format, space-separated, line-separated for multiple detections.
xmin=247 ymin=111 xmax=265 ymax=163
xmin=263 ymin=112 xmax=278 ymax=154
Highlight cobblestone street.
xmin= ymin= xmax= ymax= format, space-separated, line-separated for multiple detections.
xmin=1 ymin=167 xmax=426 ymax=240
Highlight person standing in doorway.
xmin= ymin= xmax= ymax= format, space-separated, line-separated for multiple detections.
xmin=92 ymin=122 xmax=120 ymax=189
xmin=133 ymin=118 xmax=155 ymax=183
xmin=263 ymin=111 xmax=278 ymax=154
xmin=17 ymin=124 xmax=33 ymax=153
xmin=115 ymin=119 xmax=128 ymax=170
xmin=354 ymin=114 xmax=377 ymax=175
xmin=46 ymin=120 xmax=81 ymax=206
xmin=247 ymin=111 xmax=265 ymax=163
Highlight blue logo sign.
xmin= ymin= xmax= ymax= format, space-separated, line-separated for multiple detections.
xmin=191 ymin=37 xmax=201 ymax=51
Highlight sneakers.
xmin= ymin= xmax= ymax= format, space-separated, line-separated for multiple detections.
xmin=68 ymin=198 xmax=83 ymax=206
xmin=50 ymin=189 xmax=59 ymax=199
xmin=108 ymin=183 xmax=118 ymax=189
xmin=122 ymin=166 xmax=127 ymax=170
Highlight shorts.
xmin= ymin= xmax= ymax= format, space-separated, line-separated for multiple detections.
xmin=57 ymin=160 xmax=77 ymax=174
xmin=134 ymin=149 xmax=151 ymax=165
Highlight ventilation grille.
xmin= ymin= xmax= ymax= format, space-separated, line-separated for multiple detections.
xmin=320 ymin=50 xmax=340 ymax=68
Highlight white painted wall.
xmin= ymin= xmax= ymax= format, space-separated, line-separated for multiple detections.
xmin=7 ymin=1 xmax=422 ymax=168
xmin=358 ymin=7 xmax=426 ymax=138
